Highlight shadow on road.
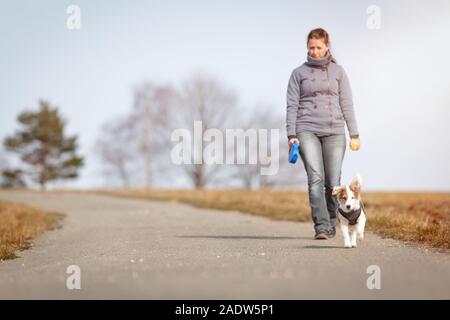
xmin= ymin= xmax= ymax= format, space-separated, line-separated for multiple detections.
xmin=177 ymin=235 xmax=312 ymax=240
xmin=302 ymin=245 xmax=347 ymax=249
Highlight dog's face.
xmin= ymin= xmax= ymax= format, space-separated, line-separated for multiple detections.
xmin=332 ymin=174 xmax=362 ymax=213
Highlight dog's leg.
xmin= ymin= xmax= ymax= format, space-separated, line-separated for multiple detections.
xmin=350 ymin=226 xmax=358 ymax=247
xmin=340 ymin=222 xmax=352 ymax=248
xmin=357 ymin=213 xmax=366 ymax=241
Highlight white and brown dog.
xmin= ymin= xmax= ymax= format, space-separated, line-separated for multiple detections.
xmin=332 ymin=173 xmax=366 ymax=248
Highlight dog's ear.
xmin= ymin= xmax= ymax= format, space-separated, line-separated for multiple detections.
xmin=355 ymin=172 xmax=362 ymax=185
xmin=350 ymin=174 xmax=362 ymax=194
xmin=332 ymin=186 xmax=344 ymax=196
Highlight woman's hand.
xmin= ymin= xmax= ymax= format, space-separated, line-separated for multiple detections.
xmin=350 ymin=137 xmax=360 ymax=151
xmin=288 ymin=137 xmax=299 ymax=148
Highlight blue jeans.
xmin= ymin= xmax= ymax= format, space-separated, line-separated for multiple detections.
xmin=296 ymin=132 xmax=346 ymax=234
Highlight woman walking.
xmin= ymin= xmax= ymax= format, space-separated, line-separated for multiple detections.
xmin=286 ymin=28 xmax=360 ymax=239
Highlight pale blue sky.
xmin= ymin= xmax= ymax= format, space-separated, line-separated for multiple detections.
xmin=1 ymin=0 xmax=449 ymax=190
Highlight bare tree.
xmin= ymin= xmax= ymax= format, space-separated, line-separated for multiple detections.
xmin=176 ymin=73 xmax=238 ymax=188
xmin=131 ymin=82 xmax=178 ymax=188
xmin=231 ymin=103 xmax=307 ymax=189
xmin=94 ymin=115 xmax=136 ymax=188
xmin=94 ymin=74 xmax=304 ymax=190
xmin=95 ymin=82 xmax=179 ymax=188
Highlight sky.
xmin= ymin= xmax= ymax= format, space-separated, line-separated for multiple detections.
xmin=1 ymin=0 xmax=450 ymax=191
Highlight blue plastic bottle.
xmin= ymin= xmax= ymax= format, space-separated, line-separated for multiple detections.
xmin=289 ymin=143 xmax=299 ymax=164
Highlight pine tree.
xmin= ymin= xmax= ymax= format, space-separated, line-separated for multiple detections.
xmin=3 ymin=100 xmax=84 ymax=190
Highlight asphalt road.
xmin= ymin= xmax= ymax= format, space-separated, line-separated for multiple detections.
xmin=0 ymin=190 xmax=449 ymax=299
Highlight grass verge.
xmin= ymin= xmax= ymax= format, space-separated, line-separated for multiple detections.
xmin=0 ymin=201 xmax=64 ymax=260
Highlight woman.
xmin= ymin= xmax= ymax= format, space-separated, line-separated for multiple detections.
xmin=286 ymin=28 xmax=360 ymax=239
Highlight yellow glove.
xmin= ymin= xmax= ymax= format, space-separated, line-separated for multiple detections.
xmin=350 ymin=138 xmax=360 ymax=151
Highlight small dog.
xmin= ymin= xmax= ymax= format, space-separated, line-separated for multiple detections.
xmin=332 ymin=173 xmax=366 ymax=248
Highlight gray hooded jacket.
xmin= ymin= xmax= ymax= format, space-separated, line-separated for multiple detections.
xmin=286 ymin=51 xmax=359 ymax=139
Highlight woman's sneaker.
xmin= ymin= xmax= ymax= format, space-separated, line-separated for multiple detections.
xmin=314 ymin=232 xmax=328 ymax=240
xmin=326 ymin=227 xmax=336 ymax=238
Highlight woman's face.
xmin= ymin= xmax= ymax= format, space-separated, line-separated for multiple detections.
xmin=307 ymin=38 xmax=329 ymax=59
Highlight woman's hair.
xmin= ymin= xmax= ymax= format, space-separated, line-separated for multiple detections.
xmin=307 ymin=28 xmax=337 ymax=63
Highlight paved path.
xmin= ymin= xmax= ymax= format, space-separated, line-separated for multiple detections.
xmin=0 ymin=190 xmax=449 ymax=299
